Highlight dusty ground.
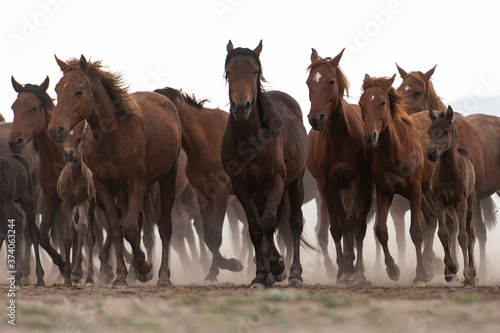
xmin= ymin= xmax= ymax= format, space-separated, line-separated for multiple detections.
xmin=1 ymin=282 xmax=500 ymax=333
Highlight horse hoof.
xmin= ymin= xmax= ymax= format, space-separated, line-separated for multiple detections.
xmin=136 ymin=271 xmax=154 ymax=283
xmin=344 ymin=273 xmax=357 ymax=281
xmin=136 ymin=261 xmax=153 ymax=276
xmin=413 ymin=280 xmax=426 ymax=288
xmin=425 ymin=272 xmax=435 ymax=283
xmin=157 ymin=279 xmax=173 ymax=288
xmin=226 ymin=258 xmax=244 ymax=272
xmin=112 ymin=278 xmax=128 ymax=289
xmin=288 ymin=279 xmax=303 ymax=289
xmin=71 ymin=272 xmax=83 ymax=282
xmin=463 ymin=284 xmax=474 ymax=290
xmin=20 ymin=277 xmax=31 ymax=286
xmin=36 ymin=280 xmax=45 ymax=288
xmin=445 ymin=275 xmax=453 ymax=283
xmin=250 ymin=283 xmax=265 ymax=289
xmin=387 ymin=264 xmax=400 ymax=281
xmin=270 ymin=259 xmax=285 ymax=276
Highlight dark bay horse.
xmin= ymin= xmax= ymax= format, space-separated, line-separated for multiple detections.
xmin=0 ymin=153 xmax=44 ymax=287
xmin=48 ymin=55 xmax=181 ymax=288
xmin=427 ymin=106 xmax=476 ymax=288
xmin=306 ymin=48 xmax=373 ymax=282
xmin=56 ymin=120 xmax=97 ymax=285
xmin=154 ymin=87 xmax=243 ymax=282
xmin=222 ymin=40 xmax=308 ymax=288
xmin=9 ymin=76 xmax=67 ymax=275
xmin=359 ymin=74 xmax=435 ymax=286
xmin=397 ymin=65 xmax=500 ymax=278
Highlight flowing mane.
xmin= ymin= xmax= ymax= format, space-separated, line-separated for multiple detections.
xmin=405 ymin=71 xmax=443 ymax=110
xmin=61 ymin=58 xmax=141 ymax=118
xmin=307 ymin=57 xmax=350 ymax=97
xmin=225 ymin=47 xmax=279 ymax=131
xmin=363 ymin=76 xmax=413 ymax=126
xmin=154 ymin=87 xmax=208 ymax=109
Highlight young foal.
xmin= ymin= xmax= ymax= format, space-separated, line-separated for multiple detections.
xmin=427 ymin=106 xmax=476 ymax=288
xmin=56 ymin=121 xmax=97 ymax=285
xmin=0 ymin=154 xmax=44 ymax=286
xmin=222 ymin=40 xmax=308 ymax=288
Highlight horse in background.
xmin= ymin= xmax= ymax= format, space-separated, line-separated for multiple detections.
xmin=306 ymin=48 xmax=373 ymax=283
xmin=56 ymin=120 xmax=97 ymax=286
xmin=427 ymin=106 xmax=476 ymax=288
xmin=48 ymin=55 xmax=181 ymax=288
xmin=397 ymin=65 xmax=500 ymax=279
xmin=222 ymin=40 xmax=308 ymax=288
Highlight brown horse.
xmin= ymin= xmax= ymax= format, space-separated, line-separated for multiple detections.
xmin=222 ymin=40 xmax=308 ymax=288
xmin=306 ymin=48 xmax=373 ymax=282
xmin=48 ymin=55 xmax=181 ymax=288
xmin=427 ymin=106 xmax=476 ymax=288
xmin=359 ymin=74 xmax=436 ymax=286
xmin=154 ymin=87 xmax=243 ymax=281
xmin=0 ymin=153 xmax=44 ymax=287
xmin=9 ymin=76 xmax=67 ymax=275
xmin=397 ymin=65 xmax=500 ymax=278
xmin=56 ymin=120 xmax=97 ymax=285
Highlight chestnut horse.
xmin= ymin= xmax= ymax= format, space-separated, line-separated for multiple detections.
xmin=359 ymin=74 xmax=435 ymax=286
xmin=154 ymin=87 xmax=243 ymax=281
xmin=48 ymin=55 xmax=181 ymax=288
xmin=9 ymin=76 xmax=67 ymax=275
xmin=56 ymin=120 xmax=97 ymax=285
xmin=306 ymin=48 xmax=373 ymax=282
xmin=397 ymin=65 xmax=500 ymax=278
xmin=222 ymin=40 xmax=308 ymax=288
xmin=427 ymin=106 xmax=476 ymax=288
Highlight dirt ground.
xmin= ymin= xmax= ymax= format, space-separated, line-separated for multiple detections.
xmin=1 ymin=281 xmax=500 ymax=333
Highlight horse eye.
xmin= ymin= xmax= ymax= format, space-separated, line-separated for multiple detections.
xmin=254 ymin=70 xmax=259 ymax=76
xmin=381 ymin=101 xmax=386 ymax=106
xmin=76 ymin=91 xmax=83 ymax=97
xmin=77 ymin=137 xmax=82 ymax=143
xmin=443 ymin=130 xmax=448 ymax=135
xmin=31 ymin=106 xmax=37 ymax=112
xmin=329 ymin=80 xmax=335 ymax=87
xmin=414 ymin=91 xmax=421 ymax=96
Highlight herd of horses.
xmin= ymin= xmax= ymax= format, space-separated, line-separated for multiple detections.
xmin=1 ymin=40 xmax=499 ymax=290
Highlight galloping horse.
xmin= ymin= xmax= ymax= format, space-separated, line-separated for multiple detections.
xmin=222 ymin=40 xmax=308 ymax=288
xmin=154 ymin=87 xmax=243 ymax=282
xmin=306 ymin=48 xmax=373 ymax=282
xmin=48 ymin=55 xmax=181 ymax=288
xmin=9 ymin=76 xmax=67 ymax=275
xmin=427 ymin=106 xmax=476 ymax=288
xmin=359 ymin=74 xmax=435 ymax=286
xmin=397 ymin=65 xmax=500 ymax=278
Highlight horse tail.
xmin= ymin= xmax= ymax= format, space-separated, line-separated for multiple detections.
xmin=480 ymin=196 xmax=498 ymax=231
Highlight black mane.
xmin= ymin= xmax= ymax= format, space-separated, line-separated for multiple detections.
xmin=154 ymin=87 xmax=208 ymax=109
xmin=17 ymin=84 xmax=55 ymax=109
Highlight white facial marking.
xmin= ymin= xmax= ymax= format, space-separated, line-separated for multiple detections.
xmin=63 ymin=82 xmax=68 ymax=89
xmin=314 ymin=72 xmax=322 ymax=83
xmin=370 ymin=95 xmax=375 ymax=101
xmin=68 ymin=130 xmax=74 ymax=136
xmin=404 ymin=85 xmax=410 ymax=91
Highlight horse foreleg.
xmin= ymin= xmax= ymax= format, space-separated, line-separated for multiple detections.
xmin=465 ymin=193 xmax=477 ymax=288
xmin=287 ymin=170 xmax=305 ymax=288
xmin=316 ymin=196 xmax=335 ymax=277
xmin=436 ymin=203 xmax=456 ymax=282
xmin=85 ymin=197 xmax=96 ymax=286
xmin=389 ymin=195 xmax=409 ymax=268
xmin=474 ymin=199 xmax=487 ymax=280
xmin=374 ymin=190 xmax=399 ymax=282
xmin=421 ymin=194 xmax=437 ymax=282
xmin=352 ymin=180 xmax=374 ymax=283
xmin=408 ymin=185 xmax=425 ymax=286
xmin=39 ymin=194 xmax=65 ymax=273
xmin=60 ymin=203 xmax=73 ymax=285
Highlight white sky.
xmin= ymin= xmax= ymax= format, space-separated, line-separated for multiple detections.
xmin=2 ymin=0 xmax=500 ymax=127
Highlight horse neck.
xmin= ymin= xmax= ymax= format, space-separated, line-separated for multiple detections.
xmin=425 ymin=83 xmax=446 ymax=111
xmin=85 ymin=86 xmax=122 ymax=145
xmin=437 ymin=138 xmax=460 ymax=172
xmin=227 ymin=103 xmax=264 ymax=141
xmin=36 ymin=105 xmax=64 ymax=176
xmin=325 ymin=99 xmax=358 ymax=142
xmin=377 ymin=117 xmax=409 ymax=156
xmin=175 ymin=100 xmax=206 ymax=155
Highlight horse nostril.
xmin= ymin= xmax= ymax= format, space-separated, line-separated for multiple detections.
xmin=372 ymin=132 xmax=377 ymax=141
xmin=15 ymin=138 xmax=24 ymax=147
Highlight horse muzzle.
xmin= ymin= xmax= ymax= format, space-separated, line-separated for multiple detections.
xmin=48 ymin=126 xmax=69 ymax=143
xmin=230 ymin=100 xmax=252 ymax=121
xmin=362 ymin=131 xmax=378 ymax=147
xmin=308 ymin=113 xmax=327 ymax=131
xmin=8 ymin=137 xmax=26 ymax=153
xmin=426 ymin=147 xmax=438 ymax=162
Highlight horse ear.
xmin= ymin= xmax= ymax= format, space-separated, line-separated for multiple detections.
xmin=11 ymin=76 xmax=23 ymax=93
xmin=79 ymin=54 xmax=88 ymax=71
xmin=331 ymin=48 xmax=345 ymax=66
xmin=446 ymin=105 xmax=454 ymax=121
xmin=39 ymin=76 xmax=50 ymax=93
xmin=226 ymin=40 xmax=234 ymax=53
xmin=384 ymin=74 xmax=396 ymax=89
xmin=429 ymin=109 xmax=437 ymax=121
xmin=424 ymin=65 xmax=437 ymax=81
xmin=253 ymin=40 xmax=263 ymax=56
xmin=55 ymin=55 xmax=68 ymax=72
xmin=396 ymin=63 xmax=407 ymax=78
xmin=311 ymin=48 xmax=319 ymax=63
